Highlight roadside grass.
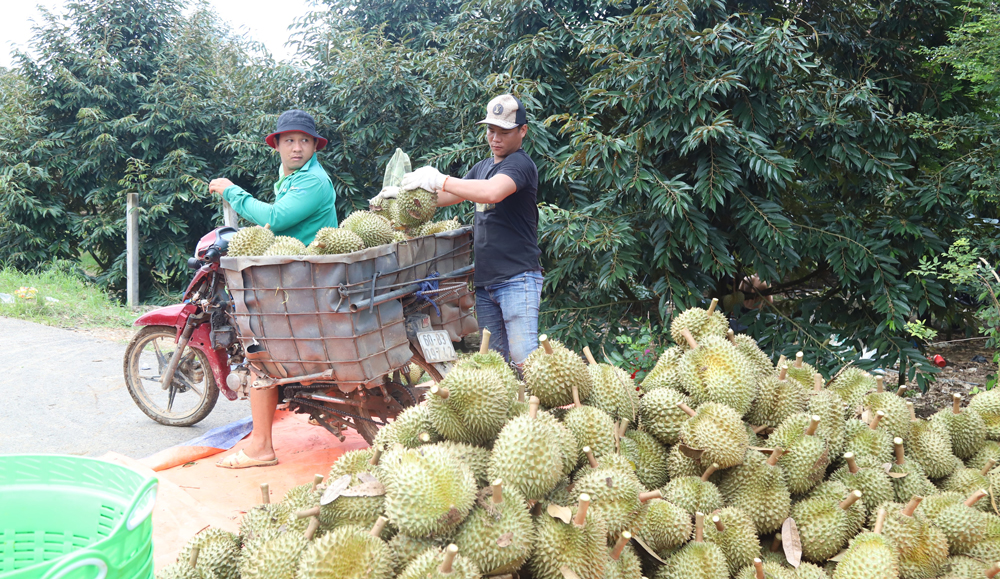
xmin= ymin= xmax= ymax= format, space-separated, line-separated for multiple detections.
xmin=0 ymin=262 xmax=136 ymax=329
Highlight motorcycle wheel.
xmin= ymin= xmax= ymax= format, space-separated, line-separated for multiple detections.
xmin=123 ymin=325 xmax=220 ymax=426
xmin=352 ymin=406 xmax=379 ymax=446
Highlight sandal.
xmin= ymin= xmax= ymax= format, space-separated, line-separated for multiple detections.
xmin=216 ymin=449 xmax=278 ymax=469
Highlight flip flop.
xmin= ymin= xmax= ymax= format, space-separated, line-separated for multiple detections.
xmin=216 ymin=449 xmax=278 ymax=469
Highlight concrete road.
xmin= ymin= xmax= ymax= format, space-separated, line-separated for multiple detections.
xmin=0 ymin=317 xmax=250 ymax=458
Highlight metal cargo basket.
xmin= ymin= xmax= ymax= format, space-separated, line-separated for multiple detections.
xmin=221 ymin=227 xmax=474 ymax=384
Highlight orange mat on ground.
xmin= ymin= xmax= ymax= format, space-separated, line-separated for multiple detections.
xmin=109 ymin=410 xmax=369 ymax=571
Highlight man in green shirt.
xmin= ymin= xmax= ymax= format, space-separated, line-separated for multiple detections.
xmin=209 ymin=109 xmax=337 ymax=468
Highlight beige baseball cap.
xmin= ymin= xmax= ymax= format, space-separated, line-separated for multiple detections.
xmin=476 ymin=94 xmax=526 ymax=129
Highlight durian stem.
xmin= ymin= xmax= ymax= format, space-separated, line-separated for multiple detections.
xmin=805 ymin=415 xmax=821 ymax=436
xmin=795 ymin=351 xmax=804 ymax=369
xmin=876 ymin=376 xmax=884 ymax=393
xmin=480 ymin=328 xmax=491 ymax=354
xmin=431 ymin=385 xmax=450 ymax=399
xmin=897 ymin=385 xmax=907 ymax=397
xmin=260 ymin=483 xmax=270 ymax=504
xmin=439 ymin=544 xmax=459 ymax=575
xmin=639 ymin=490 xmax=663 ymax=503
xmin=188 ymin=546 xmax=200 ymax=568
xmin=618 ymin=419 xmax=630 ymax=438
xmin=574 ymin=494 xmax=591 ymax=526
xmin=677 ymin=402 xmax=697 ymax=417
xmin=707 ymin=298 xmax=718 ymax=315
xmin=753 ymin=559 xmax=765 ymax=579
xmin=559 ymin=567 xmax=580 ymax=579
xmin=870 ymin=410 xmax=885 ymax=431
xmin=681 ymin=328 xmax=699 ymax=350
xmin=907 ymin=402 xmax=916 ymax=422
xmin=770 ymin=534 xmax=782 ymax=552
xmin=312 ymin=474 xmax=324 ymax=490
xmin=528 ymin=396 xmax=540 ymax=419
xmin=953 ymin=393 xmax=963 ymax=415
xmin=839 ymin=490 xmax=862 ymax=510
xmin=844 ymin=453 xmax=859 ymax=474
xmin=583 ymin=446 xmax=599 ymax=469
xmin=814 ymin=373 xmax=824 ymax=392
xmin=894 ymin=437 xmax=906 ymax=465
xmin=492 ymin=479 xmax=504 ymax=504
xmin=572 ymin=384 xmax=582 ymax=408
xmin=370 ymin=516 xmax=388 ymax=537
xmin=540 ymin=335 xmax=553 ymax=355
xmin=582 ymin=346 xmax=597 ymax=365
xmin=777 ymin=354 xmax=788 ymax=368
xmin=766 ymin=448 xmax=784 ymax=466
xmin=712 ymin=515 xmax=726 ymax=533
xmin=518 ymin=382 xmax=525 ymax=403
xmin=701 ymin=463 xmax=719 ymax=482
xmin=727 ymin=329 xmax=737 ymax=345
xmin=297 ymin=506 xmax=321 ymax=519
xmin=982 ymin=460 xmax=997 ymax=476
xmin=778 ymin=365 xmax=788 ymax=381
xmin=965 ymin=489 xmax=988 ymax=507
xmin=304 ymin=516 xmax=320 ymax=540
xmin=264 ymin=223 xmax=271 ymax=230
xmin=987 ymin=562 xmax=1000 ymax=579
xmin=752 ymin=424 xmax=770 ymax=435
xmin=874 ymin=508 xmax=887 ymax=534
xmin=694 ymin=512 xmax=705 ymax=542
xmin=902 ymin=496 xmax=923 ymax=517
xmin=611 ymin=532 xmax=631 ymax=561
xmin=419 ymin=432 xmax=431 ymax=444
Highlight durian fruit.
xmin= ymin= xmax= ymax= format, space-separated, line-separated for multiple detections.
xmin=808 ymin=373 xmax=847 ymax=457
xmin=278 ymin=480 xmax=322 ymax=533
xmin=830 ymin=452 xmax=894 ymax=520
xmin=488 ymin=397 xmax=566 ymax=500
xmin=933 ymin=394 xmax=988 ymax=460
xmin=373 ymin=403 xmax=439 ymax=449
xmin=908 ymin=411 xmax=959 ymax=480
xmin=655 ymin=512 xmax=729 ymax=579
xmin=529 ymin=494 xmax=609 ymax=579
xmin=425 ymin=361 xmax=511 ymax=446
xmin=308 ymin=227 xmax=364 ymax=254
xmin=397 ymin=544 xmax=479 ymax=579
xmin=938 ymin=557 xmax=998 ymax=579
xmin=572 ymin=465 xmax=651 ymax=541
xmin=670 ymin=300 xmax=729 ymax=351
xmin=620 ymin=429 xmax=670 ymax=490
xmin=942 ymin=459 xmax=995 ymax=511
xmin=808 ymin=481 xmax=867 ymax=536
xmin=880 ymin=497 xmax=950 ymax=579
xmin=341 ymin=210 xmax=395 ymax=248
xmin=832 ymin=508 xmax=899 ymax=579
xmin=677 ymin=401 xmax=749 ymax=469
xmin=395 ymin=187 xmax=438 ymax=227
xmin=158 ymin=547 xmax=207 ymax=579
xmin=239 ymin=501 xmax=291 ymax=548
xmin=636 ymin=498 xmax=692 ymax=557
xmin=430 ymin=441 xmax=491 ymax=488
xmin=728 ymin=330 xmax=773 ymax=381
xmin=240 ymin=517 xmax=318 ymax=579
xmin=382 ymin=445 xmax=476 ymax=537
xmin=538 ymin=410 xmax=581 ymax=477
xmin=796 ymin=562 xmax=832 ymax=579
xmin=369 ymin=194 xmax=396 ymax=217
xmin=392 ymin=230 xmax=408 ymax=242
xmin=785 ymin=351 xmax=818 ymax=391
xmin=176 ymin=527 xmax=240 ymax=579
xmin=262 ymin=235 xmax=307 ymax=256
xmin=889 ymin=437 xmax=937 ymax=503
xmin=746 ymin=365 xmax=808 ymax=429
xmin=388 ymin=533 xmax=442 ymax=574
xmin=968 ymin=440 xmax=1000 ymax=470
xmin=677 ymin=332 xmax=756 ymax=415
xmin=969 ymin=388 xmax=1000 ymax=440
xmin=719 ymin=448 xmax=792 ymax=534
xmin=843 ymin=414 xmax=894 ymax=465
xmin=768 ymin=414 xmax=829 ymax=495
xmin=297 ymin=517 xmax=394 ymax=579
xmin=605 ymin=534 xmax=643 ymax=579
xmin=662 ymin=463 xmax=725 ymax=515
xmin=964 ymin=540 xmax=1000 ymax=569
xmin=667 ymin=442 xmax=707 ymax=479
xmin=864 ymin=379 xmax=912 ymax=441
xmin=322 ymin=448 xmax=387 ymax=529
xmin=564 ymin=384 xmax=616 ymax=466
xmin=228 ymin=224 xmax=274 ymax=257
xmin=573 ymin=446 xmax=636 ymax=482
xmin=522 ymin=335 xmax=592 ymax=408
xmin=734 ymin=558 xmax=795 ymax=579
xmin=703 ymin=507 xmax=759 ymax=576
xmin=829 ymin=366 xmax=877 ymax=418
xmin=790 ymin=488 xmax=863 ymax=563
xmin=642 ymin=346 xmax=686 ymax=393
xmin=417 ymin=219 xmax=462 ymax=236
xmin=639 ymin=387 xmax=692 ymax=446
xmin=583 ymin=346 xmax=639 ymax=422
xmin=454 ymin=333 xmax=521 ymax=404
xmin=917 ymin=490 xmax=989 ymax=555
xmin=453 ymin=480 xmax=534 ymax=575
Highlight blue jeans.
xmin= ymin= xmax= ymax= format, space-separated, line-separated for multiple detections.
xmin=475 ymin=270 xmax=543 ymax=366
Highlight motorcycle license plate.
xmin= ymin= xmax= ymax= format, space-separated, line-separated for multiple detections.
xmin=417 ymin=330 xmax=457 ymax=363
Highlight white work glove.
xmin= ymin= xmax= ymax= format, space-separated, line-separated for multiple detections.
xmin=401 ymin=166 xmax=447 ymax=193
xmin=368 ymin=186 xmax=399 ymax=207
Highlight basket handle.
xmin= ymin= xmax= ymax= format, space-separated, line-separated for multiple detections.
xmin=41 ymin=549 xmax=109 ymax=579
xmin=124 ymin=478 xmax=159 ymax=531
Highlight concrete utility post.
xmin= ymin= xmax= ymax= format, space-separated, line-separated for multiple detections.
xmin=126 ymin=192 xmax=139 ymax=309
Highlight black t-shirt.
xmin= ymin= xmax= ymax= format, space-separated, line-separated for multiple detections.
xmin=464 ymin=149 xmax=541 ymax=287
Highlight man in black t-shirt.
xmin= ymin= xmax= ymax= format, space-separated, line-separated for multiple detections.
xmin=396 ymin=94 xmax=543 ymax=367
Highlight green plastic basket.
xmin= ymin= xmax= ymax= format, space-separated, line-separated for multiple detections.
xmin=0 ymin=455 xmax=157 ymax=579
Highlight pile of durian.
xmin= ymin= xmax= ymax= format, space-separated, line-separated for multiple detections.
xmin=158 ymin=302 xmax=1000 ymax=579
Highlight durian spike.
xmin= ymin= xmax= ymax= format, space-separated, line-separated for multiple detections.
xmin=188 ymin=545 xmax=200 ymax=568
xmin=898 ymin=385 xmax=908 ymax=397
xmin=701 ymin=463 xmax=719 ymax=482
xmin=312 ymin=474 xmax=324 ymax=490
xmin=297 ymin=506 xmax=321 ymax=519
xmin=982 ymin=459 xmax=997 ymax=476
xmin=839 ymin=490 xmax=862 ymax=510
xmin=752 ymin=424 xmax=769 ymax=434
xmin=876 ymin=376 xmax=885 ymax=392
xmin=965 ymin=489 xmax=988 ymax=507
xmin=901 ymin=496 xmax=923 ymax=517
xmin=770 ymin=534 xmax=782 ymax=553
xmin=677 ymin=402 xmax=697 ymax=417
xmin=582 ymin=346 xmax=597 ymax=365
xmin=753 ymin=559 xmax=765 ymax=579
xmin=987 ymin=562 xmax=1000 ymax=579
xmin=574 ymin=494 xmax=591 ymax=527
xmin=260 ymin=483 xmax=270 ymax=504
xmin=804 ymin=415 xmax=821 ymax=436
xmin=419 ymin=432 xmax=431 ymax=443
xmin=778 ymin=365 xmax=788 ymax=381
xmin=907 ymin=402 xmax=916 ymax=421
xmin=680 ymin=328 xmax=699 ymax=350
xmin=707 ymin=298 xmax=719 ymax=315
xmin=844 ymin=452 xmax=859 ymax=474
xmin=874 ymin=508 xmax=887 ymax=534
xmin=893 ymin=437 xmax=906 ymax=465
xmin=304 ymin=516 xmax=320 ymax=540
xmin=571 ymin=383 xmax=582 ymax=408
xmin=431 ymin=385 xmax=450 ymax=399
xmin=528 ymin=396 xmax=540 ymax=419
xmin=639 ymin=490 xmax=663 ymax=503
xmin=491 ymin=479 xmax=503 ymax=504
xmin=870 ymin=410 xmax=885 ymax=430
xmin=766 ymin=448 xmax=785 ymax=466
xmin=439 ymin=544 xmax=459 ymax=575
xmin=611 ymin=531 xmax=632 ymax=561
xmin=480 ymin=329 xmax=491 ymax=354
xmin=584 ymin=446 xmax=599 ymax=468
xmin=370 ymin=516 xmax=388 ymax=537
xmin=540 ymin=334 xmax=553 ymax=355
xmin=694 ymin=512 xmax=705 ymax=542
xmin=727 ymin=329 xmax=737 ymax=345
xmin=814 ymin=373 xmax=823 ymax=392
xmin=712 ymin=515 xmax=726 ymax=533
xmin=954 ymin=393 xmax=964 ymax=414
xmin=795 ymin=352 xmax=804 ymax=369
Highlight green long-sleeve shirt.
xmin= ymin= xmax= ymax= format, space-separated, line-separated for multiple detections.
xmin=222 ymin=153 xmax=337 ymax=245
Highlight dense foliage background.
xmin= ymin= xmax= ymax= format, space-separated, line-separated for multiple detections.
xmin=2 ymin=0 xmax=999 ymax=386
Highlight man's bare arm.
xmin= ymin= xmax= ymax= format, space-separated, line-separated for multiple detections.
xmin=439 ymin=174 xmax=517 ymax=206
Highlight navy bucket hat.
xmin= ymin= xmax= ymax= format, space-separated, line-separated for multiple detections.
xmin=265 ymin=109 xmax=328 ymax=151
